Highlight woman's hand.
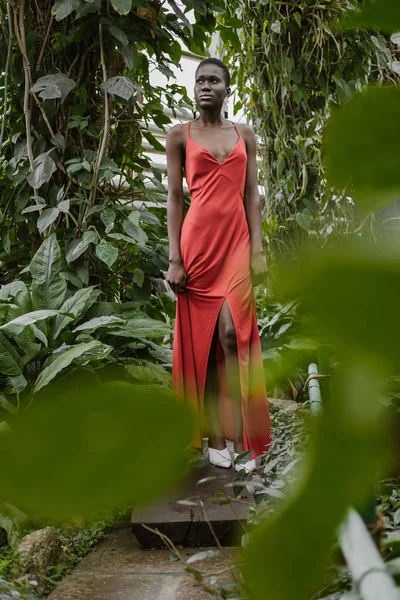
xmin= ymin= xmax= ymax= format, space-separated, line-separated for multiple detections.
xmin=250 ymin=250 xmax=268 ymax=286
xmin=165 ymin=259 xmax=188 ymax=294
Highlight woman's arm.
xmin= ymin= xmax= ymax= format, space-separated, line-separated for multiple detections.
xmin=165 ymin=125 xmax=187 ymax=294
xmin=241 ymin=125 xmax=268 ymax=285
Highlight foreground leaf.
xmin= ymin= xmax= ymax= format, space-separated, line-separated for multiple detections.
xmin=0 ymin=380 xmax=193 ymax=519
xmin=324 ymin=87 xmax=400 ymax=212
xmin=340 ymin=0 xmax=400 ymax=32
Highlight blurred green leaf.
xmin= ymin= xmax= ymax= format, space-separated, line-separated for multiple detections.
xmin=0 ymin=380 xmax=193 ymax=520
xmin=324 ymin=87 xmax=400 ymax=213
xmin=244 ymin=360 xmax=390 ymax=600
xmin=340 ymin=0 xmax=400 ymax=32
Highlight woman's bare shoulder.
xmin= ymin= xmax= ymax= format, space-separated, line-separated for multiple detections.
xmin=167 ymin=123 xmax=187 ymax=142
xmin=236 ymin=122 xmax=256 ymax=141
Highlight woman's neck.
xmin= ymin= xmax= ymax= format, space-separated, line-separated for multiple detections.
xmin=197 ymin=109 xmax=225 ymax=127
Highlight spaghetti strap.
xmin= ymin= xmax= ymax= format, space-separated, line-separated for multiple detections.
xmin=231 ymin=120 xmax=240 ymax=134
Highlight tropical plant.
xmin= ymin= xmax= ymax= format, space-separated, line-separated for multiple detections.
xmin=0 ymin=233 xmax=173 ymax=417
xmin=0 ymin=0 xmax=223 ymax=297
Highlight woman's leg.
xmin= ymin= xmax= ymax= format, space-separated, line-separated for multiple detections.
xmin=218 ymin=300 xmax=244 ymax=453
xmin=204 ymin=327 xmax=226 ymax=450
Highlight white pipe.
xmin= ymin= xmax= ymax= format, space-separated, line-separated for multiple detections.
xmin=308 ymin=363 xmax=323 ymax=415
xmin=340 ymin=509 xmax=400 ymax=599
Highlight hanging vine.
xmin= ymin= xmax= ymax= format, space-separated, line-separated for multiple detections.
xmin=219 ymin=0 xmax=396 ymax=251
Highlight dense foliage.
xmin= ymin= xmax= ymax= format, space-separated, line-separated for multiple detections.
xmin=221 ymin=0 xmax=396 ymax=251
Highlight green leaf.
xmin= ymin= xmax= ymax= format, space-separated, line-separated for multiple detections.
xmin=0 ymin=503 xmax=31 ymax=548
xmin=133 ymin=268 xmax=144 ymax=287
xmin=111 ymin=0 xmax=132 ymax=15
xmin=324 ymin=87 xmax=400 ymax=213
xmin=168 ymin=0 xmax=193 ymax=33
xmin=100 ymin=208 xmax=115 ymax=233
xmin=126 ymin=316 xmax=171 ymax=339
xmin=101 ymin=76 xmax=142 ymax=103
xmin=52 ymin=0 xmax=81 ymax=20
xmin=0 ymin=381 xmax=192 ymax=520
xmin=69 ymin=230 xmax=99 ymax=262
xmin=31 ymin=74 xmax=76 ymax=102
xmin=295 ymin=210 xmax=312 ymax=232
xmin=73 ymin=316 xmax=125 ymax=333
xmin=37 ymin=207 xmax=60 ymax=234
xmin=0 ymin=394 xmax=18 ymax=415
xmin=30 ymin=234 xmax=66 ymax=310
xmin=34 ymin=341 xmax=103 ymax=393
xmin=0 ymin=332 xmax=23 ymax=376
xmin=26 ymin=152 xmax=57 ymax=189
xmin=122 ymin=219 xmax=148 ymax=246
xmin=125 ymin=360 xmax=171 ymax=385
xmin=0 ymin=310 xmax=60 ymax=337
xmin=95 ymin=240 xmax=118 ymax=268
xmin=0 ymin=281 xmax=27 ymax=300
xmin=53 ymin=287 xmax=97 ymax=339
xmin=340 ymin=0 xmax=400 ymax=32
xmin=244 ymin=360 xmax=389 ymax=600
xmin=4 ymin=374 xmax=28 ymax=396
xmin=108 ymin=25 xmax=129 ymax=46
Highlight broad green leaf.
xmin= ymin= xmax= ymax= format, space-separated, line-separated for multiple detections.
xmin=133 ymin=268 xmax=144 ymax=287
xmin=111 ymin=0 xmax=132 ymax=15
xmin=0 ymin=380 xmax=193 ymax=519
xmin=0 ymin=333 xmax=22 ymax=376
xmin=34 ymin=341 xmax=103 ymax=393
xmin=340 ymin=0 xmax=400 ymax=32
xmin=37 ymin=207 xmax=60 ymax=234
xmin=276 ymin=239 xmax=400 ymax=366
xmin=108 ymin=25 xmax=129 ymax=46
xmin=244 ymin=360 xmax=389 ymax=600
xmin=296 ymin=210 xmax=312 ymax=232
xmin=26 ymin=152 xmax=57 ymax=189
xmin=126 ymin=316 xmax=171 ymax=339
xmin=53 ymin=287 xmax=97 ymax=339
xmin=31 ymin=74 xmax=76 ymax=102
xmin=125 ymin=360 xmax=172 ymax=386
xmin=73 ymin=316 xmax=125 ymax=333
xmin=139 ymin=339 xmax=173 ymax=365
xmin=4 ymin=374 xmax=28 ymax=396
xmin=95 ymin=240 xmax=118 ymax=268
xmin=30 ymin=234 xmax=66 ymax=310
xmin=0 ymin=310 xmax=60 ymax=337
xmin=324 ymin=87 xmax=400 ymax=212
xmin=0 ymin=281 xmax=27 ymax=300
xmin=52 ymin=0 xmax=81 ymax=20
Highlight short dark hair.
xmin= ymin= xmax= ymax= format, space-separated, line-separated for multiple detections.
xmin=196 ymin=58 xmax=231 ymax=87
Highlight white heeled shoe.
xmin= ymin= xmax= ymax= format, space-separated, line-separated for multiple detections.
xmin=233 ymin=452 xmax=256 ymax=474
xmin=208 ymin=446 xmax=232 ymax=469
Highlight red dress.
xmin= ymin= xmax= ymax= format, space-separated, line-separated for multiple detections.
xmin=172 ymin=121 xmax=271 ymax=458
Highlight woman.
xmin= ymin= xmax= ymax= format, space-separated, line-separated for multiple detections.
xmin=166 ymin=58 xmax=271 ymax=473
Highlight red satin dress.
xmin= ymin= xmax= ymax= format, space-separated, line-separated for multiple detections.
xmin=172 ymin=121 xmax=271 ymax=458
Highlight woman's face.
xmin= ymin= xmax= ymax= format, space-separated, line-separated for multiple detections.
xmin=194 ymin=64 xmax=229 ymax=111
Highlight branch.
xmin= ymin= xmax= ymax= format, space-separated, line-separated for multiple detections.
xmin=0 ymin=1 xmax=13 ymax=153
xmin=35 ymin=12 xmax=54 ymax=72
xmin=88 ymin=23 xmax=111 ymax=209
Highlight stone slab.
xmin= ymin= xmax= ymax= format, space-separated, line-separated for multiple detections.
xmin=132 ymin=461 xmax=253 ymax=549
xmin=48 ymin=523 xmax=236 ymax=600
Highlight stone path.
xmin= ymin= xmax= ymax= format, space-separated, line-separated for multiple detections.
xmin=48 ymin=521 xmax=236 ymax=600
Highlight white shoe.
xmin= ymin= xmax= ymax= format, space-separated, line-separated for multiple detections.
xmin=233 ymin=452 xmax=256 ymax=474
xmin=208 ymin=447 xmax=232 ymax=469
